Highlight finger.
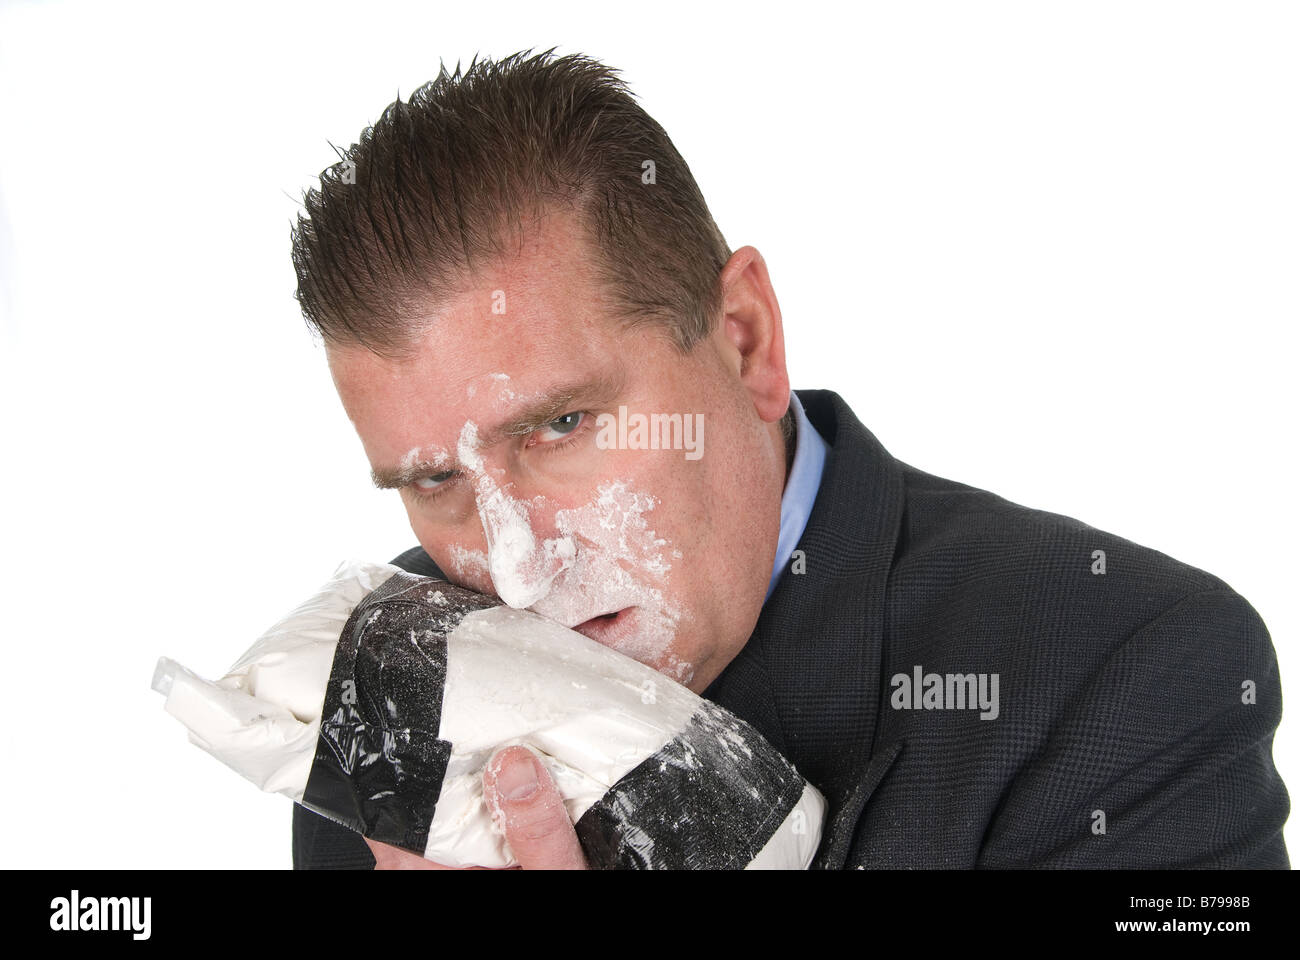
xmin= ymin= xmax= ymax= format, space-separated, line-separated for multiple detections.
xmin=483 ymin=746 xmax=588 ymax=870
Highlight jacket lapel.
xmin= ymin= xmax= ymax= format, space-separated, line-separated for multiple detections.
xmin=703 ymin=389 xmax=905 ymax=868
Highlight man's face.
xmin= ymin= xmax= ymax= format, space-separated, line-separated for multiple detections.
xmin=327 ymin=212 xmax=787 ymax=694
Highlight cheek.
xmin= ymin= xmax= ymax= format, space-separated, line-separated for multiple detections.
xmin=651 ymin=436 xmax=767 ymax=606
xmin=436 ymin=542 xmax=495 ymax=594
xmin=650 ymin=458 xmax=715 ymax=549
xmin=582 ymin=456 xmax=715 ymax=606
xmin=404 ymin=502 xmax=495 ymax=593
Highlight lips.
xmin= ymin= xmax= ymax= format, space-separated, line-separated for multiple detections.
xmin=571 ymin=608 xmax=632 ymax=645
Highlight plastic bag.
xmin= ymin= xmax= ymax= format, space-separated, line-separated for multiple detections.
xmin=154 ymin=560 xmax=826 ymax=868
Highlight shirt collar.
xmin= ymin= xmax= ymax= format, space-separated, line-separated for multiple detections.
xmin=766 ymin=390 xmax=831 ymax=602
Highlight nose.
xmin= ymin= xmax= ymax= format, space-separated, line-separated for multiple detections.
xmin=472 ymin=469 xmax=575 ymax=608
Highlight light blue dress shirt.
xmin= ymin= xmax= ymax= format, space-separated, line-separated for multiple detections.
xmin=766 ymin=391 xmax=830 ymax=602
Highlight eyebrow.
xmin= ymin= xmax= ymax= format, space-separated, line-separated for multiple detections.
xmin=369 ymin=369 xmax=628 ymax=490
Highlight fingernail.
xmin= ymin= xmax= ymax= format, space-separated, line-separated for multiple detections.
xmin=496 ymin=755 xmax=539 ymax=801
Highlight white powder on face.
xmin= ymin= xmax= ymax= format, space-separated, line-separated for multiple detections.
xmin=457 ymin=420 xmax=577 ymax=609
xmin=457 ymin=421 xmax=484 ymax=472
xmin=467 ymin=371 xmax=519 ymax=405
xmin=529 ymin=481 xmax=689 ymax=680
xmin=446 ymin=544 xmax=490 ymax=584
xmin=399 ymin=445 xmax=449 ymax=476
xmin=446 ymin=414 xmax=688 ymax=679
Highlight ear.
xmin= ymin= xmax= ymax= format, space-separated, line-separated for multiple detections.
xmin=714 ymin=246 xmax=790 ymax=424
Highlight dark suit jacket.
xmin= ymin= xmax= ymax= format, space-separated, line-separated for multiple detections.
xmin=293 ymin=388 xmax=1290 ymax=868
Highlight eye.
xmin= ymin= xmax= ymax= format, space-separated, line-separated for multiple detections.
xmin=530 ymin=411 xmax=586 ymax=443
xmin=411 ymin=470 xmax=455 ymax=497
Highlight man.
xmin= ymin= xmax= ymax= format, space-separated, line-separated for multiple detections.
xmin=289 ymin=49 xmax=1289 ymax=869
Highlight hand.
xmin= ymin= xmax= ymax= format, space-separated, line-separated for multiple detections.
xmin=365 ymin=744 xmax=589 ymax=870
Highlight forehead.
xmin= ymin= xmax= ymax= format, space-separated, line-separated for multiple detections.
xmin=330 ymin=312 xmax=617 ymax=418
xmin=326 ymin=224 xmax=628 ymax=464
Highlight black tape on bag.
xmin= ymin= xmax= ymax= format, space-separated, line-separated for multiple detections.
xmin=574 ymin=699 xmax=808 ymax=869
xmin=299 ymin=573 xmax=497 ymax=856
xmin=299 ymin=571 xmax=808 ymax=867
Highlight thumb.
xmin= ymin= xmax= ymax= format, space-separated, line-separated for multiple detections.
xmin=484 ymin=745 xmax=588 ymax=870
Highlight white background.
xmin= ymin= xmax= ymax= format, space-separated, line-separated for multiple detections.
xmin=0 ymin=0 xmax=1295 ymax=868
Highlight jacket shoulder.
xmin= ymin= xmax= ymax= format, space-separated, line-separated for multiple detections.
xmin=388 ymin=546 xmax=446 ymax=579
xmin=977 ymin=583 xmax=1289 ymax=867
xmin=891 ymin=461 xmax=1235 ymax=629
xmin=875 ymin=463 xmax=1288 ymax=867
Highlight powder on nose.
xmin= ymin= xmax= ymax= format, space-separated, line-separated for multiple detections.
xmin=459 ymin=420 xmax=575 ymax=608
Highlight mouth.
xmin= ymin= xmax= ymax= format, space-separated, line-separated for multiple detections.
xmin=571 ymin=607 xmax=634 ymax=645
